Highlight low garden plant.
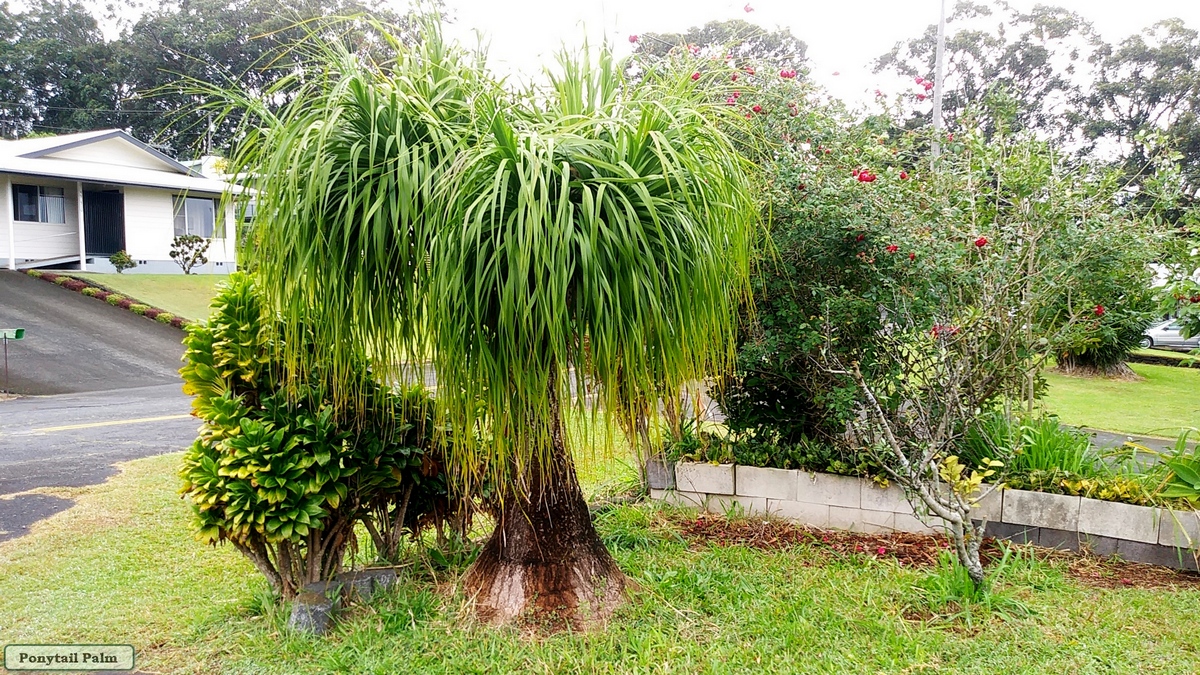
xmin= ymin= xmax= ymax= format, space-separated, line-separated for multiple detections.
xmin=179 ymin=273 xmax=462 ymax=599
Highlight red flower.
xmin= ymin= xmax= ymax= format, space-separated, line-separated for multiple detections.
xmin=797 ymin=183 xmax=806 ymax=190
xmin=909 ymin=252 xmax=916 ymax=260
xmin=726 ymin=97 xmax=736 ymax=106
xmin=932 ymin=324 xmax=960 ymax=338
xmin=744 ymin=67 xmax=755 ymax=75
xmin=733 ymin=91 xmax=741 ymax=98
xmin=899 ymin=170 xmax=908 ymax=180
xmin=857 ymin=171 xmax=877 ymax=183
xmin=832 ymin=71 xmax=840 ymax=76
xmin=924 ymin=81 xmax=934 ymax=92
xmin=823 ymin=148 xmax=831 ymax=154
xmin=874 ymin=88 xmax=884 ymax=97
xmin=856 ymin=234 xmax=866 ymax=242
xmin=691 ymin=71 xmax=701 ymax=81
xmin=876 ymin=547 xmax=887 ymax=555
xmin=974 ymin=236 xmax=988 ymax=248
xmin=1094 ymin=305 xmax=1106 ymax=317
xmin=745 ymin=112 xmax=752 ymax=119
xmin=789 ymin=107 xmax=798 ymax=116
xmin=886 ymin=244 xmax=899 ymax=253
xmin=914 ymin=76 xmax=924 ymax=85
xmin=947 ymin=133 xmax=954 ymax=142
xmin=628 ymin=34 xmax=639 ymax=44
xmin=917 ymin=93 xmax=927 ymax=101
xmin=731 ymin=73 xmax=738 ymax=81
xmin=752 ymin=104 xmax=763 ymax=113
xmin=744 ymin=2 xmax=754 ymax=11
xmin=1190 ymin=295 xmax=1200 ymax=303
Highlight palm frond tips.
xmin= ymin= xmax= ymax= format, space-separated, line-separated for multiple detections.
xmin=225 ymin=22 xmax=760 ymax=495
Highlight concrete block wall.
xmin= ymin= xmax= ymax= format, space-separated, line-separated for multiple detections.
xmin=649 ymin=461 xmax=1200 ymax=572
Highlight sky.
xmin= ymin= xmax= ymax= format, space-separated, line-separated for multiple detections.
xmin=433 ymin=0 xmax=1200 ymax=107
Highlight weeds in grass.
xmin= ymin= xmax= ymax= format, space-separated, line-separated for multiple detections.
xmin=912 ymin=544 xmax=1034 ymax=628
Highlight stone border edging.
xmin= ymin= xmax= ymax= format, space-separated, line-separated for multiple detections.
xmin=1127 ymin=351 xmax=1198 ymax=368
xmin=23 ymin=270 xmax=193 ymax=330
xmin=648 ymin=460 xmax=1200 ymax=572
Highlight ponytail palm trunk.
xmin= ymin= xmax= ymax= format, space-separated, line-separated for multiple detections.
xmin=231 ymin=25 xmax=757 ymax=624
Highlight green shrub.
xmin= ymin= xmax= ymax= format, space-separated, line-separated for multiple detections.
xmin=155 ymin=312 xmax=176 ymax=324
xmin=108 ymin=250 xmax=137 ymax=273
xmin=81 ymin=287 xmax=100 ymax=297
xmin=170 ymin=234 xmax=210 ymax=274
xmin=52 ymin=276 xmax=70 ymax=285
xmin=106 ymin=294 xmax=126 ymax=306
xmin=26 ymin=269 xmax=43 ymax=278
xmin=129 ymin=303 xmax=150 ymax=315
xmin=179 ymin=273 xmax=456 ymax=599
xmin=662 ymin=421 xmax=878 ymax=477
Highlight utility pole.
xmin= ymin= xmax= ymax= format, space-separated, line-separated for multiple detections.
xmin=931 ymin=0 xmax=947 ymax=167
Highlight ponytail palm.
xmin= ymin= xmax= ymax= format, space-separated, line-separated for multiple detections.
xmin=232 ymin=24 xmax=758 ymax=624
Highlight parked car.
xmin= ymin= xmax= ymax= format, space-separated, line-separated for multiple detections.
xmin=1141 ymin=320 xmax=1200 ymax=352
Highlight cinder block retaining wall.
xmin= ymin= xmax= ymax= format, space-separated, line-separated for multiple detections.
xmin=648 ymin=461 xmax=1200 ymax=572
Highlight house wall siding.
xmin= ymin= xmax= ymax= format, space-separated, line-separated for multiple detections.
xmin=0 ymin=175 xmax=80 ymax=261
xmin=48 ymin=138 xmax=177 ymax=173
xmin=122 ymin=186 xmax=236 ymax=272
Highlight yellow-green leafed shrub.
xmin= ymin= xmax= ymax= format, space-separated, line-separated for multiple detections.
xmin=178 ymin=273 xmax=454 ymax=599
xmin=106 ymin=294 xmax=126 ymax=306
xmin=81 ymin=286 xmax=100 ymax=297
xmin=155 ymin=312 xmax=176 ymax=324
xmin=129 ymin=303 xmax=150 ymax=315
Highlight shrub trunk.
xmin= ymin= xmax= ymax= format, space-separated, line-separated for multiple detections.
xmin=462 ymin=390 xmax=628 ymax=627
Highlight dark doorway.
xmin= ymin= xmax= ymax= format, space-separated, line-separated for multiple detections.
xmin=83 ymin=190 xmax=125 ymax=255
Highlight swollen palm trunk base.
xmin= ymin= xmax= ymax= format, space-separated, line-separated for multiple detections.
xmin=463 ymin=452 xmax=628 ymax=626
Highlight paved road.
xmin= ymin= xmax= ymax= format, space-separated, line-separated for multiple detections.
xmin=0 ymin=384 xmax=195 ymax=542
xmin=0 ymin=271 xmax=186 ymax=395
xmin=0 ymin=270 xmax=196 ymax=542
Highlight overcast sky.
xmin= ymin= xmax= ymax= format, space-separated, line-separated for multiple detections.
xmin=434 ymin=0 xmax=1200 ymax=107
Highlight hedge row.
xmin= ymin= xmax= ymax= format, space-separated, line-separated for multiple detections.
xmin=25 ymin=270 xmax=191 ymax=329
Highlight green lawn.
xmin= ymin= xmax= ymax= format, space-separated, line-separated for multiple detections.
xmin=74 ymin=273 xmax=224 ymax=321
xmin=1041 ymin=362 xmax=1200 ymax=437
xmin=3 ymin=451 xmax=1200 ymax=674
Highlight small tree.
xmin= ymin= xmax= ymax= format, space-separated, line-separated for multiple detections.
xmin=109 ymin=250 xmax=136 ymax=273
xmin=170 ymin=234 xmax=210 ymax=274
xmin=837 ymin=291 xmax=1028 ymax=587
xmin=179 ymin=273 xmax=456 ymax=599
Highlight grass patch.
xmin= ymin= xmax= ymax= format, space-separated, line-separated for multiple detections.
xmin=3 ymin=450 xmax=1200 ymax=673
xmin=1040 ymin=362 xmax=1200 ymax=437
xmin=74 ymin=273 xmax=223 ymax=320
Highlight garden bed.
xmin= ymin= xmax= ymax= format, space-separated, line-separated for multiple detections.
xmin=650 ymin=461 xmax=1200 ymax=572
xmin=24 ymin=270 xmax=191 ymax=329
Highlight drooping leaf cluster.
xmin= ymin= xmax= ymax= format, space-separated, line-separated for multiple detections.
xmin=222 ymin=22 xmax=759 ymax=497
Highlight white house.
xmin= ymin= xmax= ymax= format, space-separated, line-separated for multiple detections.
xmin=0 ymin=129 xmax=240 ymax=273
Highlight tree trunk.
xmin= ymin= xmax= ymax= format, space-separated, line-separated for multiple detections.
xmin=462 ymin=388 xmax=629 ymax=627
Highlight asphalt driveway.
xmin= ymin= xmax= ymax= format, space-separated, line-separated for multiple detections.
xmin=0 ymin=271 xmax=195 ymax=542
xmin=0 ymin=270 xmax=185 ymax=395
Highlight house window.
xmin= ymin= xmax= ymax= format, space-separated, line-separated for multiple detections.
xmin=172 ymin=195 xmax=223 ymax=238
xmin=12 ymin=184 xmax=66 ymax=224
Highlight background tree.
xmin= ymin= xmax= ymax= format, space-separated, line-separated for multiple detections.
xmin=875 ymin=1 xmax=1099 ymax=142
xmin=632 ymin=19 xmax=807 ymax=72
xmin=1085 ymin=20 xmax=1200 ymax=200
xmin=116 ymin=0 xmax=419 ymax=156
xmin=0 ymin=0 xmax=119 ymax=138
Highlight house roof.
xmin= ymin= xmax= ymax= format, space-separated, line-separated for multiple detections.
xmin=0 ymin=129 xmax=241 ymax=195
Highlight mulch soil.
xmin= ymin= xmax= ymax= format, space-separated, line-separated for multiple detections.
xmin=675 ymin=512 xmax=1200 ymax=590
